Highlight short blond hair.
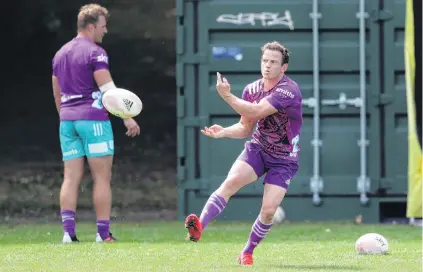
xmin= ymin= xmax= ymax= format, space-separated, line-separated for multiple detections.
xmin=261 ymin=41 xmax=290 ymax=64
xmin=77 ymin=4 xmax=109 ymax=30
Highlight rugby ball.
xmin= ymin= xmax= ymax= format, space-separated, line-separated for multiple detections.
xmin=273 ymin=206 xmax=285 ymax=224
xmin=355 ymin=233 xmax=389 ymax=255
xmin=102 ymin=88 xmax=142 ymax=118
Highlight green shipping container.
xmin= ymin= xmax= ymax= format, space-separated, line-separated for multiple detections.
xmin=176 ymin=0 xmax=407 ymax=223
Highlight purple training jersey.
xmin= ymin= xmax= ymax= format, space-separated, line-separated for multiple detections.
xmin=52 ymin=37 xmax=110 ymax=121
xmin=242 ymin=75 xmax=303 ymax=161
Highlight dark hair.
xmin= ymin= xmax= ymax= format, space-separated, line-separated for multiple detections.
xmin=77 ymin=4 xmax=109 ymax=30
xmin=261 ymin=41 xmax=290 ymax=64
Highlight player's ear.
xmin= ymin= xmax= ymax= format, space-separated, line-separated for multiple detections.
xmin=281 ymin=63 xmax=288 ymax=73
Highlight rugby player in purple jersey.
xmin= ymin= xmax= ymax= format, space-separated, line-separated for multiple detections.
xmin=52 ymin=4 xmax=140 ymax=243
xmin=185 ymin=41 xmax=302 ymax=265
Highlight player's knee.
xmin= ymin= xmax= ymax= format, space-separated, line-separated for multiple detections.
xmin=217 ymin=175 xmax=244 ymax=198
xmin=260 ymin=203 xmax=278 ymax=223
xmin=63 ymin=158 xmax=85 ymax=183
xmin=87 ymin=156 xmax=113 ymax=183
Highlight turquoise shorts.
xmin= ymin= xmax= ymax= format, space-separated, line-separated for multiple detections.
xmin=59 ymin=120 xmax=114 ymax=161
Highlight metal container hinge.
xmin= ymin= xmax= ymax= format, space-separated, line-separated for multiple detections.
xmin=321 ymin=92 xmax=363 ymax=110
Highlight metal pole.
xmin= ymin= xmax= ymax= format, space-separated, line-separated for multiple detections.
xmin=309 ymin=0 xmax=323 ymax=206
xmin=357 ymin=0 xmax=370 ymax=205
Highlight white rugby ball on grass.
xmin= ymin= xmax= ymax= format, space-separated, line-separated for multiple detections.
xmin=355 ymin=233 xmax=389 ymax=255
xmin=102 ymin=88 xmax=143 ymax=118
xmin=273 ymin=206 xmax=285 ymax=224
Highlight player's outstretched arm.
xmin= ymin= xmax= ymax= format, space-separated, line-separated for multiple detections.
xmin=52 ymin=76 xmax=61 ymax=114
xmin=215 ymin=72 xmax=278 ymax=121
xmin=201 ymin=116 xmax=254 ymax=139
xmin=223 ymin=95 xmax=278 ymax=121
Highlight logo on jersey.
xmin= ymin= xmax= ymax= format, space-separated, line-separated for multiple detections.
xmin=247 ymin=81 xmax=261 ymax=94
xmin=276 ymin=88 xmax=295 ymax=98
xmin=96 ymin=54 xmax=108 ymax=64
xmin=61 ymin=94 xmax=83 ymax=103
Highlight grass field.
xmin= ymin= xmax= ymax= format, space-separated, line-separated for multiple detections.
xmin=0 ymin=221 xmax=421 ymax=271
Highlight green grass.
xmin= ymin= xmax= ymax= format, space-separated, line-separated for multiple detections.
xmin=0 ymin=221 xmax=421 ymax=271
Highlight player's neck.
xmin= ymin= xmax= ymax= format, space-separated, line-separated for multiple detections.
xmin=262 ymin=74 xmax=284 ymax=92
xmin=76 ymin=31 xmax=94 ymax=43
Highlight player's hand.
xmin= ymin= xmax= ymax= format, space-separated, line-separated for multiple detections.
xmin=216 ymin=72 xmax=231 ymax=98
xmin=201 ymin=124 xmax=225 ymax=138
xmin=123 ymin=118 xmax=140 ymax=137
